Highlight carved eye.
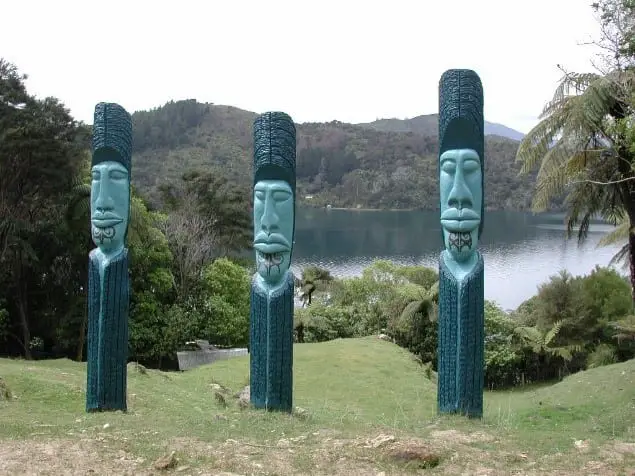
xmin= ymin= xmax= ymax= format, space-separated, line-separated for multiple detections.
xmin=273 ymin=190 xmax=291 ymax=202
xmin=463 ymin=160 xmax=480 ymax=173
xmin=109 ymin=169 xmax=128 ymax=180
xmin=91 ymin=170 xmax=101 ymax=181
xmin=441 ymin=161 xmax=456 ymax=174
xmin=255 ymin=191 xmax=265 ymax=201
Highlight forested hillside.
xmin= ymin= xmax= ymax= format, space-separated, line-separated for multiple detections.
xmin=130 ymin=99 xmax=536 ymax=210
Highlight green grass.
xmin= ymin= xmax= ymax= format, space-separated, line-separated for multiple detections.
xmin=1 ymin=337 xmax=634 ymax=475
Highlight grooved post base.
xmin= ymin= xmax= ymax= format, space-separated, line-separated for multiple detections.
xmin=437 ymin=252 xmax=484 ymax=418
xmin=86 ymin=250 xmax=129 ymax=412
xmin=249 ymin=272 xmax=294 ymax=412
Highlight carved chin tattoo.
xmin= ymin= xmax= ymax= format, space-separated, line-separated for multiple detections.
xmin=448 ymin=232 xmax=472 ymax=252
xmin=92 ymin=225 xmax=116 ymax=245
xmin=257 ymin=251 xmax=285 ymax=276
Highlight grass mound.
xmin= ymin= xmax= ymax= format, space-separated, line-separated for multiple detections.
xmin=0 ymin=337 xmax=634 ymax=475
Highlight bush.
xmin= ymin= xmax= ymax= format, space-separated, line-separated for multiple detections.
xmin=294 ymin=304 xmax=355 ymax=343
xmin=484 ymin=301 xmax=523 ymax=389
xmin=586 ymin=343 xmax=618 ymax=368
xmin=388 ymin=298 xmax=437 ymax=365
xmin=199 ymin=258 xmax=251 ymax=347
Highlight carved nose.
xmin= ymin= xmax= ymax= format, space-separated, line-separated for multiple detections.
xmin=448 ymin=180 xmax=473 ymax=209
xmin=261 ymin=201 xmax=279 ymax=233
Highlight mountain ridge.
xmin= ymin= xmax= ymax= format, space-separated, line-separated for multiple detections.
xmin=356 ymin=114 xmax=525 ymax=141
xmin=128 ymin=99 xmax=539 ymax=211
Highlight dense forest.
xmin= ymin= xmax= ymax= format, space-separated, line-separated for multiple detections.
xmin=130 ymin=100 xmax=538 ymax=210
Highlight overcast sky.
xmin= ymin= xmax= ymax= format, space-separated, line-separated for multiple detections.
xmin=2 ymin=0 xmax=603 ymax=133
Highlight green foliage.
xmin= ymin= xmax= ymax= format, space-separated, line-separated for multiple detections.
xmin=120 ymin=196 xmax=177 ymax=363
xmin=586 ymin=343 xmax=618 ymax=368
xmin=483 ymin=301 xmax=523 ymax=389
xmin=199 ymin=258 xmax=251 ymax=347
xmin=294 ymin=304 xmax=355 ymax=343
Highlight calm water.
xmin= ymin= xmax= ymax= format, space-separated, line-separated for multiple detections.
xmin=289 ymin=209 xmax=624 ymax=311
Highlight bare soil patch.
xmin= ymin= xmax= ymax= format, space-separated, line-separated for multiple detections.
xmin=0 ymin=438 xmax=146 ymax=476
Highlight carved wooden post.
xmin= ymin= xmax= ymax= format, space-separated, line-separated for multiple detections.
xmin=437 ymin=69 xmax=485 ymax=418
xmin=86 ymin=102 xmax=132 ymax=412
xmin=249 ymin=112 xmax=296 ymax=412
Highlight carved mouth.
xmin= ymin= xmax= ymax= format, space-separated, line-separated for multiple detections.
xmin=254 ymin=242 xmax=289 ymax=254
xmin=92 ymin=218 xmax=123 ymax=228
xmin=441 ymin=208 xmax=480 ymax=232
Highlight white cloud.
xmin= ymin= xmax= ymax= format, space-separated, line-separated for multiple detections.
xmin=1 ymin=0 xmax=603 ymax=133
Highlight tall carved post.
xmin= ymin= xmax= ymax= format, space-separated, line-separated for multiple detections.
xmin=437 ymin=69 xmax=485 ymax=418
xmin=249 ymin=111 xmax=296 ymax=412
xmin=86 ymin=102 xmax=132 ymax=412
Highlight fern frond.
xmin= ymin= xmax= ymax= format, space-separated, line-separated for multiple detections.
xmin=544 ymin=320 xmax=563 ymax=346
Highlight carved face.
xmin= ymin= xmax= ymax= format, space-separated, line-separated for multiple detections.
xmin=90 ymin=160 xmax=130 ymax=256
xmin=253 ymin=179 xmax=294 ymax=285
xmin=439 ymin=148 xmax=482 ymax=262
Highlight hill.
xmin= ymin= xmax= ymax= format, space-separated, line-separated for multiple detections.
xmin=357 ymin=114 xmax=526 ymax=142
xmin=129 ymin=100 xmax=538 ymax=210
xmin=1 ymin=337 xmax=634 ymax=474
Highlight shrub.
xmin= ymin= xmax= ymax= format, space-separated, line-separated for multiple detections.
xmin=586 ymin=343 xmax=618 ymax=368
xmin=294 ymin=304 xmax=355 ymax=343
xmin=484 ymin=301 xmax=523 ymax=389
xmin=199 ymin=258 xmax=251 ymax=347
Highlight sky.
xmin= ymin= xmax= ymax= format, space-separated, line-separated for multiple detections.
xmin=2 ymin=0 xmax=604 ymax=134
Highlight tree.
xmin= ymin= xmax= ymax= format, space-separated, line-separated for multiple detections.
xmin=0 ymin=59 xmax=87 ymax=358
xmin=159 ymin=170 xmax=251 ymax=298
xmin=297 ymin=266 xmax=334 ymax=307
xmin=514 ymin=321 xmax=581 ymax=363
xmin=516 ymin=1 xmax=635 ymax=306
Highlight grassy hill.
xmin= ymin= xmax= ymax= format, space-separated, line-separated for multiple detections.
xmin=129 ymin=100 xmax=537 ymax=211
xmin=1 ymin=337 xmax=633 ymax=475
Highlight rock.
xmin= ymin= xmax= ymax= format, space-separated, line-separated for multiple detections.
xmin=210 ymin=381 xmax=231 ymax=394
xmin=102 ymin=423 xmax=110 ymax=430
xmin=153 ymin=451 xmax=177 ymax=470
xmin=364 ymin=434 xmax=395 ymax=448
xmin=377 ymin=333 xmax=392 ymax=342
xmin=277 ymin=438 xmax=291 ymax=448
xmin=237 ymin=386 xmax=250 ymax=409
xmin=127 ymin=362 xmax=147 ymax=375
xmin=294 ymin=406 xmax=310 ymax=420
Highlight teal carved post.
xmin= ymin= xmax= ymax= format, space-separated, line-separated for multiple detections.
xmin=86 ymin=102 xmax=132 ymax=412
xmin=437 ymin=69 xmax=485 ymax=418
xmin=249 ymin=111 xmax=296 ymax=412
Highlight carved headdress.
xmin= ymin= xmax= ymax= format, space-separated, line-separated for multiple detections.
xmin=439 ymin=69 xmax=484 ymax=237
xmin=253 ymin=111 xmax=296 ymax=193
xmin=92 ymin=102 xmax=133 ymax=172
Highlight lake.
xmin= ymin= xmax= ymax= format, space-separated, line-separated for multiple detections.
xmin=290 ymin=208 xmax=625 ymax=311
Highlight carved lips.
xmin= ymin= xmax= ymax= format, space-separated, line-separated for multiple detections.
xmin=440 ymin=208 xmax=480 ymax=232
xmin=253 ymin=232 xmax=291 ymax=254
xmin=92 ymin=212 xmax=123 ymax=228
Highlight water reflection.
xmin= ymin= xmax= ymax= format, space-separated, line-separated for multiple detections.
xmin=291 ymin=209 xmax=623 ymax=310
